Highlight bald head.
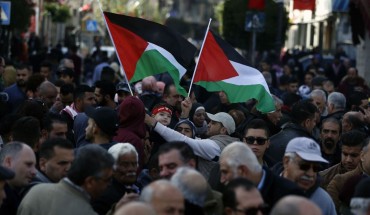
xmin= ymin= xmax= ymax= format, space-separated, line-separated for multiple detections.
xmin=271 ymin=195 xmax=322 ymax=215
xmin=39 ymin=81 xmax=58 ymax=108
xmin=114 ymin=202 xmax=155 ymax=215
xmin=140 ymin=180 xmax=184 ymax=215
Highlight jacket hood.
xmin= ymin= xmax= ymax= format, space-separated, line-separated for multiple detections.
xmin=117 ymin=96 xmax=146 ymax=137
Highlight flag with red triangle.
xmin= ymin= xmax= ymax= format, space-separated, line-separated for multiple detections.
xmin=193 ymin=30 xmax=275 ymax=113
xmin=103 ymin=12 xmax=197 ymax=96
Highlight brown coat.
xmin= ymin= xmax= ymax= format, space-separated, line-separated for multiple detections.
xmin=319 ymin=162 xmax=347 ymax=190
xmin=326 ymin=164 xmax=363 ymax=211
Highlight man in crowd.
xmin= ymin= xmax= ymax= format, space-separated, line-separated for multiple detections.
xmin=140 ymin=180 xmax=184 ymax=215
xmin=0 ymin=142 xmax=37 ymax=214
xmin=267 ymin=99 xmax=318 ymax=165
xmin=170 ymin=167 xmax=208 ymax=214
xmin=84 ymin=106 xmax=119 ymax=150
xmin=94 ymin=80 xmax=117 ymax=109
xmin=242 ymin=119 xmax=271 ymax=166
xmin=327 ymin=137 xmax=370 ymax=211
xmin=320 ymin=130 xmax=366 ymax=189
xmin=271 ymin=195 xmax=322 ymax=215
xmin=223 ymin=177 xmax=267 ymax=215
xmin=92 ymin=143 xmax=140 ymax=215
xmin=157 ymin=142 xmax=223 ymax=215
xmin=4 ymin=64 xmax=32 ymax=111
xmin=280 ymin=137 xmax=336 ymax=215
xmin=162 ymin=83 xmax=183 ymax=128
xmin=325 ymin=92 xmax=346 ymax=121
xmin=41 ymin=112 xmax=68 ymax=142
xmin=18 ymin=145 xmax=114 ymax=215
xmin=146 ymin=106 xmax=239 ymax=179
xmin=219 ymin=141 xmax=303 ymax=214
xmin=21 ymin=138 xmax=74 ymax=196
xmin=320 ymin=118 xmax=342 ymax=168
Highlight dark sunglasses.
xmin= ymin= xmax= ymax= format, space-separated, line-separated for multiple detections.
xmin=234 ymin=204 xmax=269 ymax=215
xmin=243 ymin=136 xmax=268 ymax=145
xmin=298 ymin=162 xmax=321 ymax=172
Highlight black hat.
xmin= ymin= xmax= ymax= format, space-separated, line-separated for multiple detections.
xmin=0 ymin=166 xmax=15 ymax=180
xmin=116 ymin=82 xmax=132 ymax=93
xmin=85 ymin=107 xmax=119 ymax=136
xmin=57 ymin=67 xmax=74 ymax=77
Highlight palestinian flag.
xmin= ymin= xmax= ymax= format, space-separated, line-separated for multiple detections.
xmin=193 ymin=30 xmax=275 ymax=113
xmin=103 ymin=12 xmax=197 ymax=96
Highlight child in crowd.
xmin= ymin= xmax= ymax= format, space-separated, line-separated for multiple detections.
xmin=151 ymin=103 xmax=172 ymax=126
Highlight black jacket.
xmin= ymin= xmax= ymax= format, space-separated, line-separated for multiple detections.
xmin=92 ymin=178 xmax=140 ymax=215
xmin=265 ymin=123 xmax=316 ymax=166
xmin=260 ymin=167 xmax=305 ymax=213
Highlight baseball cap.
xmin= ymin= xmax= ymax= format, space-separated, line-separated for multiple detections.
xmin=206 ymin=112 xmax=235 ymax=135
xmin=285 ymin=137 xmax=328 ymax=163
xmin=0 ymin=165 xmax=15 ymax=180
xmin=116 ymin=82 xmax=131 ymax=93
xmin=85 ymin=107 xmax=119 ymax=136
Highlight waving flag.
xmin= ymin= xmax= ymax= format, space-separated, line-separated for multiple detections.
xmin=193 ymin=30 xmax=275 ymax=113
xmin=103 ymin=12 xmax=197 ymax=96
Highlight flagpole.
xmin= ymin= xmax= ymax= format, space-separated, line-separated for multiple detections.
xmin=96 ymin=0 xmax=134 ymax=96
xmin=187 ymin=18 xmax=212 ymax=98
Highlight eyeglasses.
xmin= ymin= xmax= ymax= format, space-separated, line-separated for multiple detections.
xmin=243 ymin=136 xmax=268 ymax=145
xmin=297 ymin=161 xmax=321 ymax=172
xmin=234 ymin=204 xmax=269 ymax=215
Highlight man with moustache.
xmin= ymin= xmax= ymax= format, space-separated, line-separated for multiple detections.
xmin=94 ymin=80 xmax=117 ymax=109
xmin=280 ymin=137 xmax=337 ymax=215
xmin=92 ymin=143 xmax=140 ymax=215
xmin=320 ymin=118 xmax=342 ymax=168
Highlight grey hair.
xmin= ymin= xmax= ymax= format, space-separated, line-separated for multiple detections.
xmin=327 ymin=92 xmax=346 ymax=110
xmin=221 ymin=141 xmax=262 ymax=174
xmin=140 ymin=179 xmax=173 ymax=203
xmin=108 ymin=143 xmax=138 ymax=162
xmin=170 ymin=167 xmax=207 ymax=207
xmin=310 ymin=89 xmax=327 ymax=102
xmin=0 ymin=142 xmax=25 ymax=163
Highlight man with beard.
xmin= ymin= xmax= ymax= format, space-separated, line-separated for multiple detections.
xmin=4 ymin=64 xmax=32 ymax=111
xmin=320 ymin=130 xmax=366 ymax=190
xmin=84 ymin=106 xmax=119 ymax=150
xmin=280 ymin=137 xmax=336 ymax=215
xmin=92 ymin=143 xmax=140 ymax=215
xmin=320 ymin=118 xmax=342 ymax=168
xmin=94 ymin=80 xmax=117 ymax=109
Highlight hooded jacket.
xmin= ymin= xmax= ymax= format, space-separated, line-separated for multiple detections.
xmin=113 ymin=96 xmax=146 ymax=168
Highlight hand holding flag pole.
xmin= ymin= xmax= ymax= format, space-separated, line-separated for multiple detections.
xmin=97 ymin=0 xmax=134 ymax=96
xmin=187 ymin=18 xmax=212 ymax=98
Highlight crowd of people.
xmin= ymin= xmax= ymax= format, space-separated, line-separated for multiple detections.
xmin=0 ymin=44 xmax=370 ymax=215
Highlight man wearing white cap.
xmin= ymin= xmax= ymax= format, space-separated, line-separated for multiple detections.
xmin=145 ymin=107 xmax=239 ymax=179
xmin=281 ymin=137 xmax=337 ymax=215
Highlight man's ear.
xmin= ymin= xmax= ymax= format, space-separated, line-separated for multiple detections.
xmin=83 ymin=176 xmax=96 ymax=192
xmin=3 ymin=156 xmax=12 ymax=168
xmin=39 ymin=157 xmax=47 ymax=172
xmin=40 ymin=129 xmax=48 ymax=140
xmin=266 ymin=140 xmax=270 ymax=149
xmin=237 ymin=165 xmax=249 ymax=177
xmin=187 ymin=158 xmax=197 ymax=169
xmin=283 ymin=156 xmax=290 ymax=169
xmin=220 ymin=127 xmax=228 ymax=135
